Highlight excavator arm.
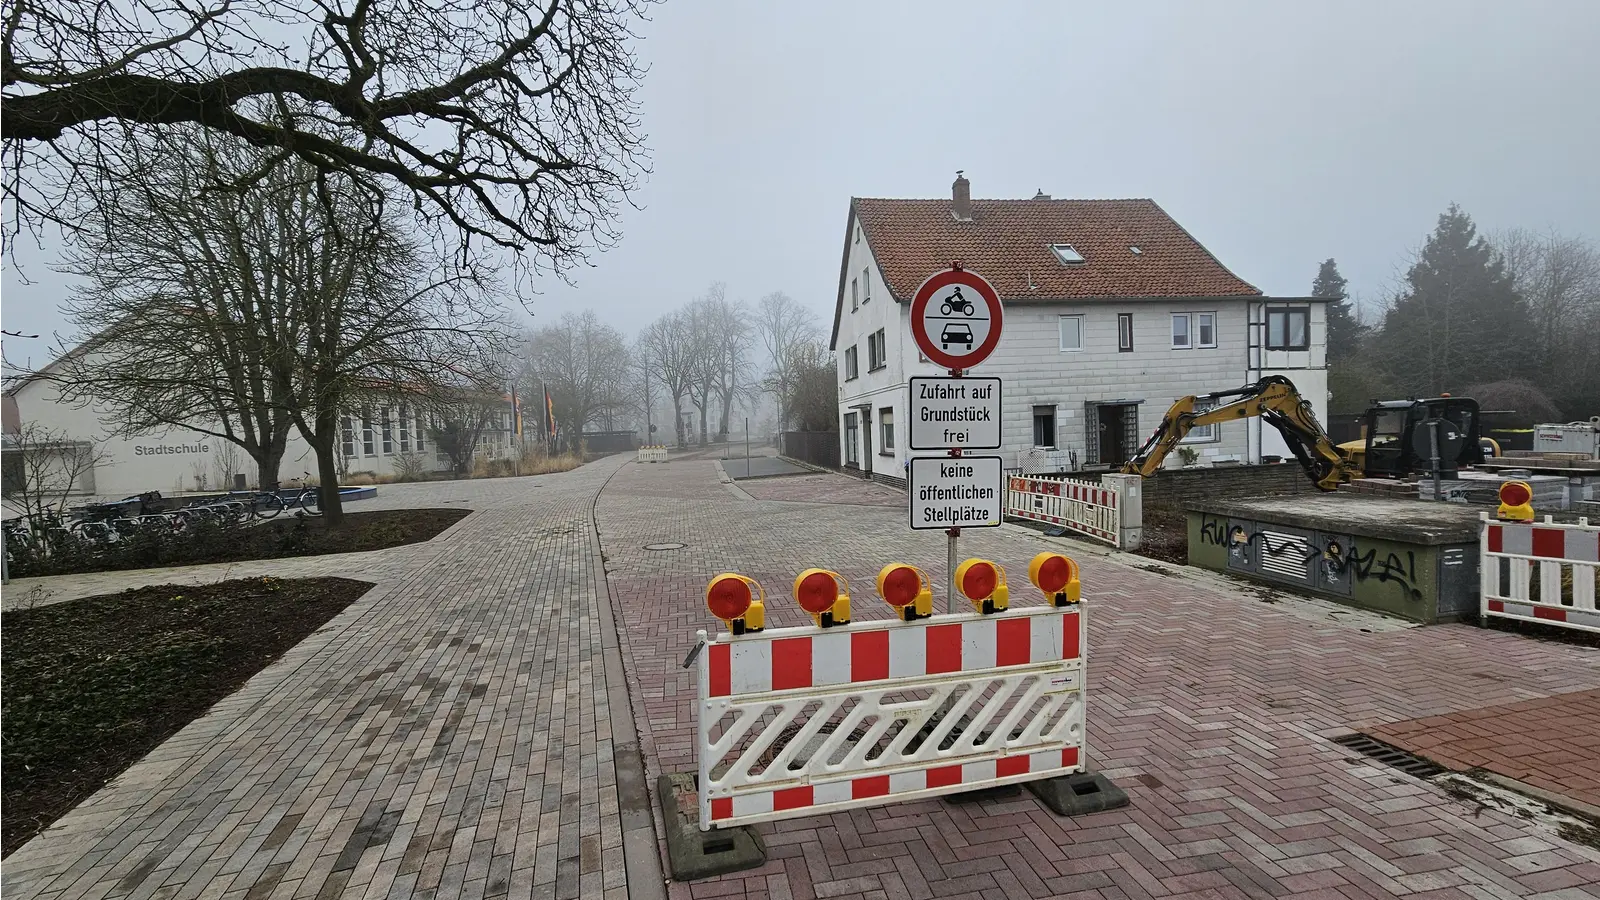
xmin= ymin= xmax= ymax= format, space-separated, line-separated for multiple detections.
xmin=1121 ymin=376 xmax=1354 ymax=491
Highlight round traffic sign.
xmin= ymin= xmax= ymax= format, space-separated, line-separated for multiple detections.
xmin=909 ymin=268 xmax=1004 ymax=370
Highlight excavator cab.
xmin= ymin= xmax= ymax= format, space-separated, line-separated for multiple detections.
xmin=1361 ymin=397 xmax=1483 ymax=479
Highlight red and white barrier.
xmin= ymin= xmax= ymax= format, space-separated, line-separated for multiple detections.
xmin=696 ymin=605 xmax=1085 ymax=829
xmin=1006 ymin=474 xmax=1136 ymax=547
xmin=1481 ymin=514 xmax=1600 ymax=634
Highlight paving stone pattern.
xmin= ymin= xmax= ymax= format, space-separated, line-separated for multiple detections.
xmin=733 ymin=473 xmax=907 ymax=509
xmin=597 ymin=462 xmax=1600 ymax=900
xmin=10 ymin=455 xmax=1600 ymax=900
xmin=1369 ymin=689 xmax=1600 ymax=810
xmin=4 ymin=460 xmax=647 ymax=900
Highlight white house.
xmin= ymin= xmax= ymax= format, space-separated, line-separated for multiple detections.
xmin=3 ymin=342 xmax=522 ymax=502
xmin=830 ymin=174 xmax=1329 ymax=484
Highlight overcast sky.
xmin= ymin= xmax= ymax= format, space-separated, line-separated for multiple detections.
xmin=5 ymin=0 xmax=1598 ymax=366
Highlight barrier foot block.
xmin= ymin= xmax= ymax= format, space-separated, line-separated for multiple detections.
xmin=657 ymin=773 xmax=766 ymax=881
xmin=1027 ymin=772 xmax=1130 ymax=817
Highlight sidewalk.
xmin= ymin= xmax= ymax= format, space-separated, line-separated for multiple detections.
xmin=3 ymin=457 xmax=660 ymax=900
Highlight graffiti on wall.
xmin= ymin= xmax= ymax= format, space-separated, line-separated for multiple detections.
xmin=1198 ymin=514 xmax=1422 ymax=602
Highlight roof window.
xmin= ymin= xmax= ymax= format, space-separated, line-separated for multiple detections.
xmin=1050 ymin=244 xmax=1085 ymax=265
xmin=1130 ymin=246 xmax=1143 ymax=255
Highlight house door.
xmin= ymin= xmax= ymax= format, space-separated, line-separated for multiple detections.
xmin=1095 ymin=403 xmax=1140 ymax=467
xmin=856 ymin=404 xmax=873 ymax=476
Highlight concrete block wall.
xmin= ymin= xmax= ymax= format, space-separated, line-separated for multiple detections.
xmin=1143 ymin=463 xmax=1319 ymax=513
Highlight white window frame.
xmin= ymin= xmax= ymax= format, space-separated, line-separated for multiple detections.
xmin=851 ymin=278 xmax=859 ymax=312
xmin=879 ymin=407 xmax=895 ymax=452
xmin=1058 ymin=315 xmax=1084 ymax=352
xmin=1117 ymin=313 xmax=1133 ymax=353
xmin=844 ymin=413 xmax=859 ymax=465
xmin=1196 ymin=312 xmax=1217 ymax=349
xmin=1050 ymin=244 xmax=1086 ymax=265
xmin=1171 ymin=313 xmax=1192 ymax=349
xmin=1180 ymin=402 xmax=1219 ymax=443
xmin=862 ymin=268 xmax=870 ymax=304
xmin=1032 ymin=405 xmax=1057 ymax=449
xmin=1267 ymin=307 xmax=1310 ymax=351
xmin=844 ymin=346 xmax=858 ymax=380
xmin=869 ymin=328 xmax=887 ymax=371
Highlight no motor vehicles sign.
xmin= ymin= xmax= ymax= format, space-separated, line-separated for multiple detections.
xmin=909 ymin=456 xmax=1003 ymax=530
xmin=909 ymin=268 xmax=1004 ymax=371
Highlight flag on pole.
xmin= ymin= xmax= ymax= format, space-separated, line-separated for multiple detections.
xmin=544 ymin=385 xmax=556 ymax=437
xmin=512 ymin=386 xmax=522 ymax=436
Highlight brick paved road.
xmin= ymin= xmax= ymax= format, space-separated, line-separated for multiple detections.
xmin=4 ymin=457 xmax=662 ymax=900
xmin=1370 ymin=689 xmax=1600 ymax=812
xmin=596 ymin=462 xmax=1600 ymax=900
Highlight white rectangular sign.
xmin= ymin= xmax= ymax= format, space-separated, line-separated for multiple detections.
xmin=909 ymin=455 xmax=1004 ymax=530
xmin=909 ymin=377 xmax=1002 ymax=451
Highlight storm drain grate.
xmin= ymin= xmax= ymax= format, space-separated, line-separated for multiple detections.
xmin=1331 ymin=733 xmax=1445 ymax=779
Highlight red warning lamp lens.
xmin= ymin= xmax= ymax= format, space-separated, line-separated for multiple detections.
xmin=707 ymin=577 xmax=753 ymax=620
xmin=795 ymin=571 xmax=839 ymax=614
xmin=880 ymin=566 xmax=921 ymax=607
xmin=1034 ymin=556 xmax=1072 ymax=594
xmin=1500 ymin=482 xmax=1531 ymax=506
xmin=961 ymin=562 xmax=997 ymax=600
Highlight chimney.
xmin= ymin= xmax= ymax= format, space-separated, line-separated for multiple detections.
xmin=1032 ymin=189 xmax=1051 ymax=201
xmin=951 ymin=170 xmax=972 ymax=221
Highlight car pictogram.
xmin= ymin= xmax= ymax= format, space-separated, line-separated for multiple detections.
xmin=940 ymin=323 xmax=973 ymax=350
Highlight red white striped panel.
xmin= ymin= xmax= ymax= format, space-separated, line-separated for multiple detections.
xmin=708 ymin=611 xmax=1079 ymax=697
xmin=1009 ymin=507 xmax=1114 ymax=540
xmin=1486 ymin=598 xmax=1600 ymax=634
xmin=1009 ymin=478 xmax=1115 ymax=509
xmin=709 ymin=746 xmax=1081 ymax=822
xmin=1486 ymin=523 xmax=1600 ymax=562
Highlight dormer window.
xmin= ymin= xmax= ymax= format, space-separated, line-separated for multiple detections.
xmin=1050 ymin=244 xmax=1085 ymax=265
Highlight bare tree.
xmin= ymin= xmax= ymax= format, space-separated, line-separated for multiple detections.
xmin=3 ymin=0 xmax=650 ymax=265
xmin=521 ymin=311 xmax=629 ymax=449
xmin=1495 ymin=227 xmax=1600 ymax=417
xmin=639 ymin=311 xmax=698 ymax=448
xmin=783 ymin=340 xmax=837 ymax=432
xmin=421 ymin=383 xmax=506 ymax=477
xmin=753 ymin=292 xmax=820 ymax=431
xmin=49 ymin=130 xmax=304 ymax=490
xmin=681 ymin=285 xmax=753 ymax=444
xmin=1 ymin=422 xmax=104 ymax=522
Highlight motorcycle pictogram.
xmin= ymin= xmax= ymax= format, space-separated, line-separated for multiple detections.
xmin=939 ymin=287 xmax=975 ymax=316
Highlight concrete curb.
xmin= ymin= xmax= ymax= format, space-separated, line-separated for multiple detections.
xmin=589 ymin=462 xmax=669 ymax=900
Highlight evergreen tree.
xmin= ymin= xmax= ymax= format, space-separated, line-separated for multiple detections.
xmin=1311 ymin=258 xmax=1361 ymax=363
xmin=1373 ymin=204 xmax=1534 ymax=396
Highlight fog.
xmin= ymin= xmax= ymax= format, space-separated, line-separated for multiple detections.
xmin=5 ymin=0 xmax=1598 ymax=363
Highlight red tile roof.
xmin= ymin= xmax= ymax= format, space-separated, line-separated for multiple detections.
xmin=852 ymin=197 xmax=1260 ymax=303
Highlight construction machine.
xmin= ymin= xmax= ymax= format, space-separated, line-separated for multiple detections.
xmin=1122 ymin=376 xmax=1354 ymax=490
xmin=1123 ymin=376 xmax=1485 ymax=491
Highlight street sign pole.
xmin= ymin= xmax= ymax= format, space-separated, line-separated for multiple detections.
xmin=946 ymin=366 xmax=962 ymax=614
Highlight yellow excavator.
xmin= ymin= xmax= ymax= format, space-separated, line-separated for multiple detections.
xmin=1121 ymin=375 xmax=1355 ymax=491
xmin=1124 ymin=376 xmax=1489 ymax=491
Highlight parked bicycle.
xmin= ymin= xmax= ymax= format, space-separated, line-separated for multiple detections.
xmin=285 ymin=473 xmax=322 ymax=517
xmin=223 ymin=489 xmax=287 ymax=520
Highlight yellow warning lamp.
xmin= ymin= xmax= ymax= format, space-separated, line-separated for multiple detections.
xmin=1497 ymin=481 xmax=1535 ymax=523
xmin=954 ymin=558 xmax=1009 ymax=614
xmin=706 ymin=573 xmax=765 ymax=635
xmin=1028 ymin=552 xmax=1081 ymax=607
xmin=793 ymin=568 xmax=852 ymax=628
xmin=876 ymin=563 xmax=934 ymax=621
